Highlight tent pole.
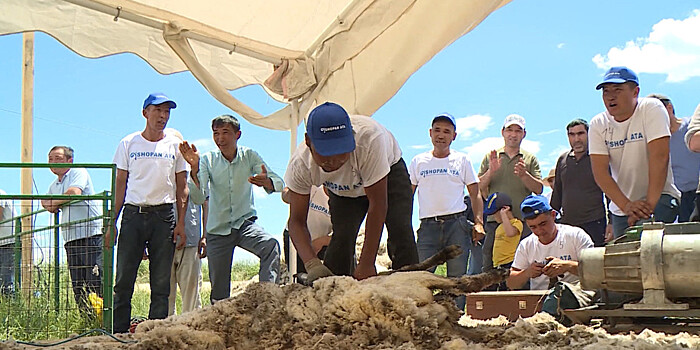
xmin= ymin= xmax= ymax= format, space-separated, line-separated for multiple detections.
xmin=20 ymin=32 xmax=35 ymax=296
xmin=288 ymin=99 xmax=299 ymax=280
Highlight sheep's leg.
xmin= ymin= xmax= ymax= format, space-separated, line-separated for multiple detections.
xmin=378 ymin=244 xmax=463 ymax=276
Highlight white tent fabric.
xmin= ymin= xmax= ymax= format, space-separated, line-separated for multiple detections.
xmin=0 ymin=0 xmax=510 ymax=130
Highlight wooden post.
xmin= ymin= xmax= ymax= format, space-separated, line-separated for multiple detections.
xmin=20 ymin=32 xmax=34 ymax=295
xmin=288 ymin=99 xmax=299 ymax=278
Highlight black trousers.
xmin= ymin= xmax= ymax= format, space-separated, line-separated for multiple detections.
xmin=324 ymin=158 xmax=419 ymax=275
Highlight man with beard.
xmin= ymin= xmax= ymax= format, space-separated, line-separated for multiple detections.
xmin=550 ymin=119 xmax=609 ymax=246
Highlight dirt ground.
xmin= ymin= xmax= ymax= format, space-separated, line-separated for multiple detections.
xmin=5 ymin=271 xmax=699 ymax=350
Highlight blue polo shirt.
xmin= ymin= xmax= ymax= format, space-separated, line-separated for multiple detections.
xmin=670 ymin=118 xmax=700 ymax=192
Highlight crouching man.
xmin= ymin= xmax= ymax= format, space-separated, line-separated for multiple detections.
xmin=506 ymin=195 xmax=594 ymax=322
xmin=506 ymin=195 xmax=593 ymax=290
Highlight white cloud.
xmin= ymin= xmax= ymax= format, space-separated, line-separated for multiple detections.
xmin=521 ymin=140 xmax=540 ymax=155
xmin=192 ymin=138 xmax=216 ymax=153
xmin=461 ymin=137 xmax=502 ymax=166
xmin=410 ymin=144 xmax=431 ymax=150
xmin=253 ymin=186 xmax=269 ymax=201
xmin=548 ymin=144 xmax=570 ymax=159
xmin=593 ymin=10 xmax=700 ymax=82
xmin=455 ymin=114 xmax=493 ymax=140
xmin=557 ymin=43 xmax=565 ymax=49
xmin=537 ymin=129 xmax=560 ymax=136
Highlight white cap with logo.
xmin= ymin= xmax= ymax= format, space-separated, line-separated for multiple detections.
xmin=503 ymin=114 xmax=526 ymax=129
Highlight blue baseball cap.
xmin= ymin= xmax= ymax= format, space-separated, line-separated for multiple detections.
xmin=143 ymin=93 xmax=177 ymax=109
xmin=484 ymin=192 xmax=512 ymax=216
xmin=432 ymin=113 xmax=456 ymax=128
xmin=596 ymin=66 xmax=639 ymax=90
xmin=306 ymin=102 xmax=356 ymax=156
xmin=520 ymin=195 xmax=554 ymax=220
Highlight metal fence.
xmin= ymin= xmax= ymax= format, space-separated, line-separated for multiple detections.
xmin=0 ymin=163 xmax=115 ymax=341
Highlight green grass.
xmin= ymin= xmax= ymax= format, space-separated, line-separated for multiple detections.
xmin=131 ymin=260 xmax=259 ymax=317
xmin=0 ymin=264 xmax=101 ymax=341
xmin=435 ymin=264 xmax=447 ymax=277
xmin=0 ymin=261 xmax=260 ymax=341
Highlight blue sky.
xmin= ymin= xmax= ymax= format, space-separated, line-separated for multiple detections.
xmin=1 ymin=0 xmax=699 ymax=262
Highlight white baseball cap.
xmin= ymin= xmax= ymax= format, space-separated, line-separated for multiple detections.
xmin=503 ymin=114 xmax=526 ymax=129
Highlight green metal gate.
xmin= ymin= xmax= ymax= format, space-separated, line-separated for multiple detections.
xmin=0 ymin=163 xmax=115 ymax=341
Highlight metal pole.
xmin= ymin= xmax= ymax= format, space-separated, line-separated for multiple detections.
xmin=53 ymin=213 xmax=60 ymax=313
xmin=102 ymin=175 xmax=116 ymax=331
xmin=20 ymin=32 xmax=34 ymax=297
xmin=13 ymin=218 xmax=21 ymax=293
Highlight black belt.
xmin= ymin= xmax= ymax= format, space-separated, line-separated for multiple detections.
xmin=124 ymin=203 xmax=173 ymax=214
xmin=420 ymin=211 xmax=465 ymax=222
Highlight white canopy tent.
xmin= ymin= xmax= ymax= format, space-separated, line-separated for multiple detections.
xmin=1 ymin=0 xmax=511 ymax=279
xmin=1 ymin=0 xmax=510 ymax=132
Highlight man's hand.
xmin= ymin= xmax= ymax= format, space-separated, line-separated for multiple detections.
xmin=527 ymin=261 xmax=545 ymax=278
xmin=179 ymin=141 xmax=200 ymax=169
xmin=472 ymin=223 xmax=485 ymax=244
xmin=304 ymin=258 xmax=334 ymax=283
xmin=197 ymin=236 xmax=207 ymax=258
xmin=104 ymin=224 xmax=117 ymax=248
xmin=488 ymin=150 xmax=501 ymax=174
xmin=513 ymin=157 xmax=528 ymax=178
xmin=173 ymin=223 xmax=186 ymax=249
xmin=248 ymin=164 xmax=274 ymax=191
xmin=542 ymin=257 xmax=571 ymax=277
xmin=624 ymin=200 xmax=652 ymax=223
xmin=605 ymin=225 xmax=613 ymax=243
xmin=353 ymin=261 xmax=377 ymax=280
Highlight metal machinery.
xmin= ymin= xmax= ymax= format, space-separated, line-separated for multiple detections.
xmin=565 ymin=222 xmax=700 ymax=328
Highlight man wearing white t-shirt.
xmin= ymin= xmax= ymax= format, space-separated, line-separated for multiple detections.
xmin=409 ymin=113 xmax=485 ymax=310
xmin=111 ymin=93 xmax=188 ymax=333
xmin=589 ymin=67 xmax=680 ymax=238
xmin=285 ymin=102 xmax=419 ymax=282
xmin=410 ymin=115 xmax=484 ymax=269
xmin=281 ymin=185 xmax=333 ymax=273
xmin=507 ymin=195 xmax=593 ymax=291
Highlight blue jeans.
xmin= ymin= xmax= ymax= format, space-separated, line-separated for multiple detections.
xmin=324 ymin=158 xmax=419 ymax=275
xmin=678 ymin=190 xmax=697 ymax=223
xmin=0 ymin=243 xmax=14 ymax=295
xmin=113 ymin=205 xmax=175 ymax=333
xmin=65 ymin=235 xmax=103 ymax=314
xmin=611 ymin=194 xmax=679 ymax=238
xmin=207 ymin=218 xmax=280 ymax=303
xmin=417 ymin=213 xmax=482 ymax=310
xmin=575 ymin=218 xmax=606 ymax=247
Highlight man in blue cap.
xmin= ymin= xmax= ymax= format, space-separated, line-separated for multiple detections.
xmin=408 ymin=113 xmax=485 ymax=309
xmin=506 ymin=195 xmax=593 ymax=291
xmin=588 ymin=66 xmax=680 ymax=238
xmin=284 ymin=102 xmax=419 ymax=282
xmin=111 ymin=93 xmax=188 ymax=333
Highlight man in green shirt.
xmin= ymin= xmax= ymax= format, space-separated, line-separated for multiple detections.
xmin=478 ymin=114 xmax=542 ymax=273
xmin=180 ymin=115 xmax=284 ymax=303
